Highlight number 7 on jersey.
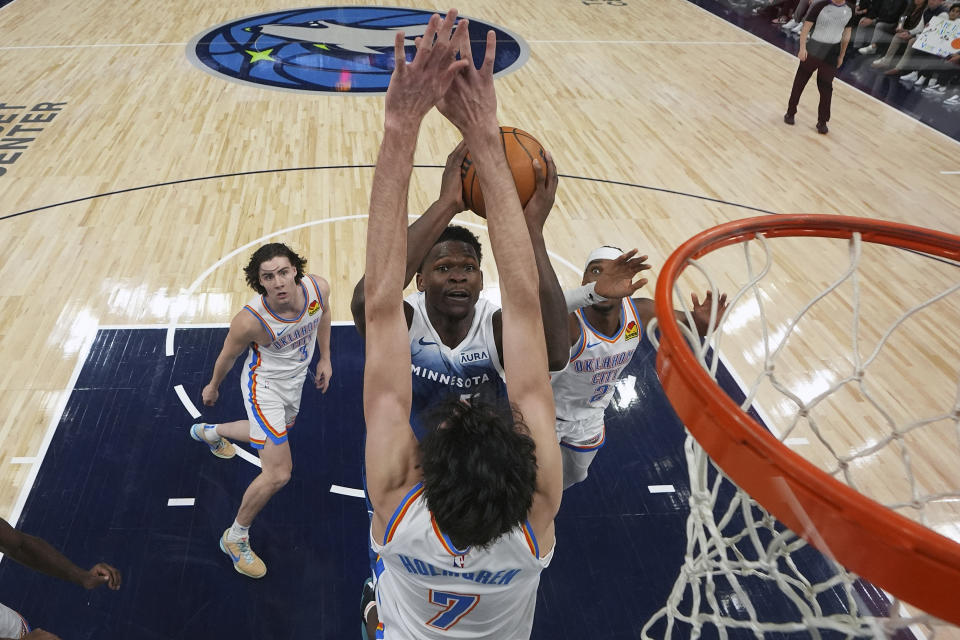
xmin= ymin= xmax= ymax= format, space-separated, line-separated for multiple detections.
xmin=426 ymin=590 xmax=480 ymax=630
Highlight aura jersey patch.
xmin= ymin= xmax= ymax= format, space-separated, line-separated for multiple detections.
xmin=187 ymin=7 xmax=530 ymax=94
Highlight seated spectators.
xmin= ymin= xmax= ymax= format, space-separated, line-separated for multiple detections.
xmin=773 ymin=0 xmax=802 ymax=24
xmin=782 ymin=0 xmax=815 ymax=32
xmin=888 ymin=3 xmax=960 ymax=86
xmin=870 ymin=0 xmax=930 ymax=65
xmin=942 ymin=59 xmax=960 ymax=102
xmin=921 ymin=50 xmax=960 ymax=94
xmin=855 ymin=0 xmax=908 ymax=51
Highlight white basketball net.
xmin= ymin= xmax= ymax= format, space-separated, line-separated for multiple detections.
xmin=644 ymin=231 xmax=960 ymax=639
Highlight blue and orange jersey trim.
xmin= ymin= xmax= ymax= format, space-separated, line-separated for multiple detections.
xmin=16 ymin=610 xmax=31 ymax=634
xmin=306 ymin=275 xmax=325 ymax=312
xmin=374 ymin=554 xmax=385 ymax=581
xmin=560 ymin=426 xmax=606 ymax=451
xmin=243 ymin=306 xmax=276 ymax=341
xmin=580 ymin=298 xmax=629 ymax=343
xmin=383 ymin=483 xmax=424 ymax=545
xmin=521 ymin=520 xmax=540 ymax=557
xmin=430 ymin=515 xmax=471 ymax=556
xmin=245 ymin=345 xmax=285 ymax=441
xmin=568 ymin=320 xmax=587 ymax=363
xmin=261 ymin=281 xmax=309 ymax=323
xmin=375 ymin=622 xmax=384 ymax=639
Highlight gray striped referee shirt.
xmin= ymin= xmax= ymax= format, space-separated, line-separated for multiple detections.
xmin=804 ymin=0 xmax=857 ymax=60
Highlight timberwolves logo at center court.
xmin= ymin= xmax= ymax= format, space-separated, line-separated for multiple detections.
xmin=187 ymin=7 xmax=529 ymax=94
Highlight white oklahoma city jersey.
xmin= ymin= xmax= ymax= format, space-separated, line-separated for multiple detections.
xmin=372 ymin=484 xmax=553 ymax=640
xmin=551 ymin=298 xmax=642 ymax=422
xmin=242 ymin=276 xmax=325 ymax=380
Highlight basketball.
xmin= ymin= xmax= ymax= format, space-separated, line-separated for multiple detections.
xmin=460 ymin=126 xmax=546 ymax=218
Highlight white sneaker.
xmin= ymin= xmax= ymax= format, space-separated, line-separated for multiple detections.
xmin=781 ymin=18 xmax=798 ymax=30
xmin=791 ymin=22 xmax=803 ymax=34
xmin=900 ymin=71 xmax=919 ymax=83
xmin=914 ymin=75 xmax=928 ymax=87
xmin=858 ymin=44 xmax=876 ymax=54
xmin=923 ymin=84 xmax=946 ymax=94
xmin=944 ymin=94 xmax=960 ymax=105
xmin=925 ymin=78 xmax=940 ymax=89
xmin=871 ymin=57 xmax=891 ymax=67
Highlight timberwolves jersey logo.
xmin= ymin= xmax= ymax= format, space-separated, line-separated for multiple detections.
xmin=187 ymin=7 xmax=530 ymax=94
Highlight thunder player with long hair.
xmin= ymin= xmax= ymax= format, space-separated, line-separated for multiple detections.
xmin=554 ymin=246 xmax=727 ymax=489
xmin=350 ymin=43 xmax=565 ymax=633
xmin=190 ymin=242 xmax=333 ymax=578
xmin=363 ymin=12 xmax=561 ymax=639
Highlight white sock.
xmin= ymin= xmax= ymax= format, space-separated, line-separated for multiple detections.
xmin=227 ymin=521 xmax=249 ymax=542
xmin=202 ymin=424 xmax=220 ymax=444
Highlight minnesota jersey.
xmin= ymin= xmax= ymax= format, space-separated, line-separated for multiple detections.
xmin=406 ymin=292 xmax=506 ymax=440
xmin=242 ymin=276 xmax=325 ymax=380
xmin=551 ymin=298 xmax=642 ymax=423
xmin=371 ymin=484 xmax=553 ymax=640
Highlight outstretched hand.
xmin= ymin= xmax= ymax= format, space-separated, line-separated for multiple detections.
xmin=594 ymin=249 xmax=651 ymax=299
xmin=437 ymin=29 xmax=499 ymax=136
xmin=690 ymin=290 xmax=729 ymax=337
xmin=81 ymin=562 xmax=122 ymax=590
xmin=384 ymin=10 xmax=470 ymax=125
xmin=523 ymin=152 xmax=558 ymax=230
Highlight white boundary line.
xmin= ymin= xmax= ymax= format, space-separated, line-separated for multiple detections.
xmin=330 ymin=485 xmax=365 ymax=498
xmin=5 ymin=325 xmax=98 ymax=528
xmin=97 ymin=324 xmax=176 ymax=330
xmin=648 ymin=484 xmax=677 ymax=493
xmin=715 ymin=351 xmax=784 ymax=440
xmin=174 ymin=385 xmax=202 ymax=419
xmin=882 ymin=589 xmax=931 ymax=640
xmin=233 ymin=447 xmax=262 ymax=468
xmin=167 ymin=498 xmax=196 ymax=507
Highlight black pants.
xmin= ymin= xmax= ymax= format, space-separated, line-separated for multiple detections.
xmin=786 ymin=54 xmax=837 ymax=124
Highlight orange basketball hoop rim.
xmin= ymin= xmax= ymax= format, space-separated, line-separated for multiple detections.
xmin=654 ymin=214 xmax=960 ymax=625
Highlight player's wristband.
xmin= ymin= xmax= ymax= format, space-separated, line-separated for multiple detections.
xmin=563 ymin=282 xmax=607 ymax=312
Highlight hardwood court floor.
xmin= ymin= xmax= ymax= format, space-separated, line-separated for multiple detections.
xmin=0 ymin=0 xmax=957 ymax=636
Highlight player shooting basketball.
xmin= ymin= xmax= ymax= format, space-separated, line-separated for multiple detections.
xmin=349 ymin=138 xmax=570 ymax=439
xmin=362 ymin=11 xmax=562 ymax=639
